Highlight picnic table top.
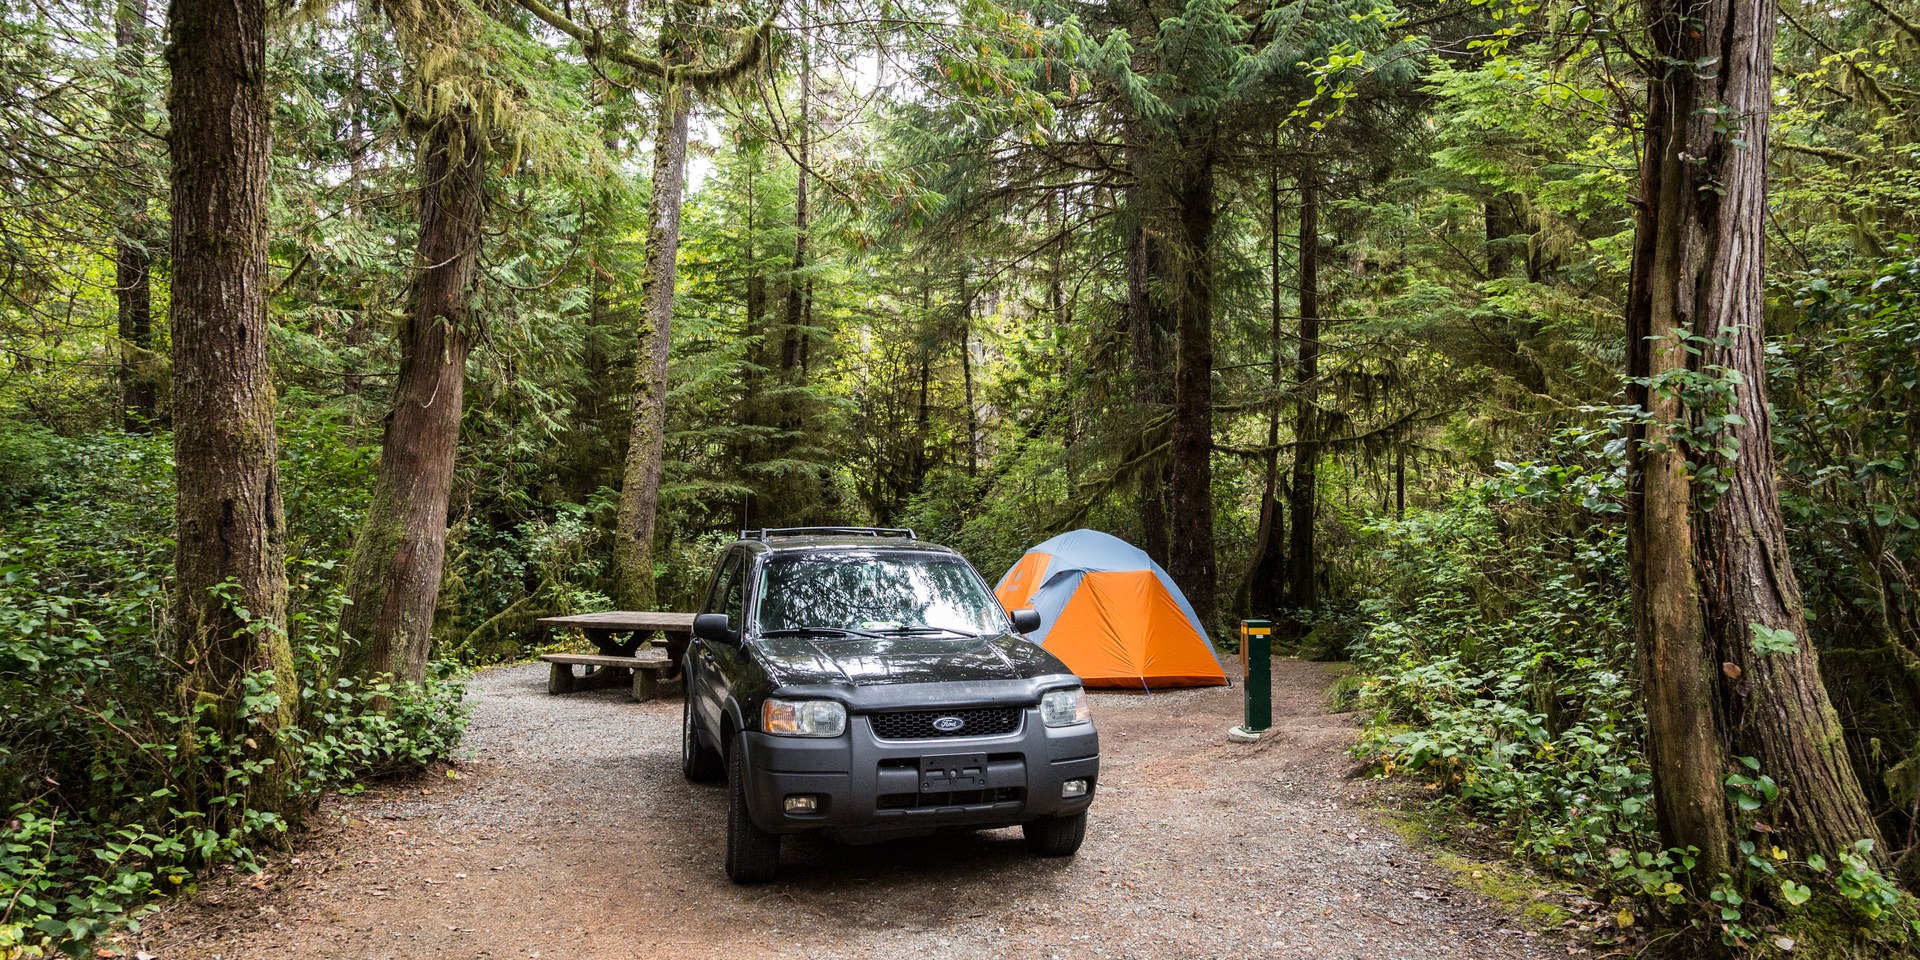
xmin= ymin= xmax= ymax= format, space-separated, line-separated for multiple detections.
xmin=538 ymin=652 xmax=671 ymax=667
xmin=536 ymin=611 xmax=697 ymax=631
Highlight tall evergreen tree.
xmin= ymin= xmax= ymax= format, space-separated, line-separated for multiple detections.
xmin=1626 ymin=0 xmax=1888 ymax=879
xmin=165 ymin=0 xmax=299 ymax=825
xmin=516 ymin=0 xmax=770 ymax=607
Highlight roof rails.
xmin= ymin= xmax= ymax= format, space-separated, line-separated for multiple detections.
xmin=741 ymin=526 xmax=918 ymax=542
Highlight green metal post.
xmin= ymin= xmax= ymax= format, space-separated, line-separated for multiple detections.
xmin=1230 ymin=619 xmax=1272 ymax=741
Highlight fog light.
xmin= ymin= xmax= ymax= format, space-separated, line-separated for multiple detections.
xmin=1061 ymin=779 xmax=1088 ymax=799
xmin=784 ymin=795 xmax=819 ymax=814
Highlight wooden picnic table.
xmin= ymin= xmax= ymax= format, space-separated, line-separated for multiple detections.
xmin=535 ymin=611 xmax=696 ymax=702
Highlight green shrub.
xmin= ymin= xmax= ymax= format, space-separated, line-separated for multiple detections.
xmin=1350 ymin=431 xmax=1648 ymax=876
xmin=0 ymin=429 xmax=468 ymax=957
xmin=1349 ymin=429 xmax=1920 ymax=952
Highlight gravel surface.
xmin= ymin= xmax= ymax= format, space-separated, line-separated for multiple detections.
xmin=142 ymin=659 xmax=1572 ymax=959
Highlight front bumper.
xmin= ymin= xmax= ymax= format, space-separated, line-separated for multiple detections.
xmin=740 ymin=706 xmax=1098 ymax=840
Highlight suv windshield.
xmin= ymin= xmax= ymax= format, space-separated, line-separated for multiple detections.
xmin=753 ymin=552 xmax=1007 ymax=637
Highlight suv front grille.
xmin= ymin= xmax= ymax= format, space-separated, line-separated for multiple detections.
xmin=869 ymin=706 xmax=1022 ymax=740
xmin=878 ymin=787 xmax=1024 ymax=810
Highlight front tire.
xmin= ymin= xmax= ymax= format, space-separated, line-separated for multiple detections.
xmin=681 ymin=689 xmax=723 ymax=783
xmin=725 ymin=735 xmax=781 ymax=883
xmin=1023 ymin=811 xmax=1087 ymax=857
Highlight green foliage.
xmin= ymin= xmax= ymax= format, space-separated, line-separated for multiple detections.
xmin=0 ymin=430 xmax=467 ymax=957
xmin=1351 ymin=425 xmax=1920 ymax=952
xmin=1771 ymin=246 xmax=1920 ymax=865
xmin=1748 ymin=623 xmax=1800 ymax=658
xmin=1350 ymin=432 xmax=1646 ymax=876
xmin=7 ymin=0 xmax=1920 ymax=952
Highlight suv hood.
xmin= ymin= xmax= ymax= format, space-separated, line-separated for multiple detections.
xmin=752 ymin=633 xmax=1069 ymax=688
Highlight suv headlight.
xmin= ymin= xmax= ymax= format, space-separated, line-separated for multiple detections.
xmin=762 ymin=698 xmax=847 ymax=737
xmin=1040 ymin=687 xmax=1091 ymax=727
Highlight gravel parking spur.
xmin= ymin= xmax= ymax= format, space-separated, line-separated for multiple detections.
xmin=142 ymin=658 xmax=1574 ymax=960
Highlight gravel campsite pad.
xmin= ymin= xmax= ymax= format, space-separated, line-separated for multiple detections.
xmin=143 ymin=660 xmax=1571 ymax=959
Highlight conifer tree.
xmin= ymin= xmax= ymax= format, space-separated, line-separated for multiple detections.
xmin=166 ymin=0 xmax=299 ymax=825
xmin=515 ymin=0 xmax=770 ymax=607
xmin=1626 ymin=0 xmax=1888 ymax=883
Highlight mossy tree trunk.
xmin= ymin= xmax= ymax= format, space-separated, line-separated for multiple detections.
xmin=1626 ymin=0 xmax=1888 ymax=880
xmin=165 ymin=0 xmax=298 ymax=828
xmin=337 ymin=110 xmax=484 ymax=683
xmin=614 ymin=75 xmax=690 ymax=610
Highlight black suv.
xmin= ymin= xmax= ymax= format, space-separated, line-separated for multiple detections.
xmin=681 ymin=527 xmax=1099 ymax=883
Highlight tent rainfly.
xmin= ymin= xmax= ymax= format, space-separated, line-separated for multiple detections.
xmin=994 ymin=529 xmax=1227 ymax=690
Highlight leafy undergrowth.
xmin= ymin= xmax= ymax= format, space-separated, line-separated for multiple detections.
xmin=1344 ymin=430 xmax=1920 ymax=958
xmin=0 ymin=430 xmax=470 ymax=957
xmin=1379 ymin=798 xmax=1639 ymax=950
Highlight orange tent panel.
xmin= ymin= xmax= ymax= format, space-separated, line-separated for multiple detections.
xmin=1046 ymin=570 xmax=1226 ymax=688
xmin=994 ymin=550 xmax=1052 ymax=611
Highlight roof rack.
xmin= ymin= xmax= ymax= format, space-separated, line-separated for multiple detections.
xmin=741 ymin=526 xmax=918 ymax=542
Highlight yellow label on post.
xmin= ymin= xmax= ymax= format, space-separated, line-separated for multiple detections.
xmin=1246 ymin=627 xmax=1271 ymax=636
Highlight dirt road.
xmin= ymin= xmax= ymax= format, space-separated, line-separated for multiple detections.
xmin=143 ymin=660 xmax=1568 ymax=959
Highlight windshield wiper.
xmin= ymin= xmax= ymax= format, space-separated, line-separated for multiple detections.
xmin=869 ymin=626 xmax=981 ymax=638
xmin=758 ymin=626 xmax=887 ymax=640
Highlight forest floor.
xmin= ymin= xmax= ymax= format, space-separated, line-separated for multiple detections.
xmin=138 ymin=659 xmax=1588 ymax=960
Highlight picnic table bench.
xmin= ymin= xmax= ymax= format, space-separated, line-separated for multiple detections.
xmin=535 ymin=611 xmax=695 ymax=703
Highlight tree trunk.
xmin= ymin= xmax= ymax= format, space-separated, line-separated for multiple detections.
xmin=115 ymin=0 xmax=155 ymax=430
xmin=614 ymin=78 xmax=691 ymax=609
xmin=1627 ymin=0 xmax=1887 ymax=878
xmin=960 ymin=273 xmax=978 ymax=479
xmin=1484 ymin=194 xmax=1547 ymax=395
xmin=1283 ymin=173 xmax=1321 ymax=639
xmin=1246 ymin=156 xmax=1287 ymax=617
xmin=1485 ymin=194 xmax=1518 ymax=280
xmin=1166 ymin=158 xmax=1216 ymax=626
xmin=337 ymin=112 xmax=484 ymax=683
xmin=1395 ymin=447 xmax=1405 ymax=519
xmin=1127 ymin=220 xmax=1170 ymax=568
xmin=780 ymin=0 xmax=810 ymax=379
xmin=165 ymin=0 xmax=297 ymax=828
xmin=912 ymin=351 xmax=931 ymax=497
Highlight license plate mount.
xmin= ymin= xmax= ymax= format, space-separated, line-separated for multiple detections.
xmin=919 ymin=752 xmax=988 ymax=792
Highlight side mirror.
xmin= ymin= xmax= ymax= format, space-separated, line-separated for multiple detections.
xmin=693 ymin=612 xmax=738 ymax=644
xmin=1010 ymin=608 xmax=1042 ymax=634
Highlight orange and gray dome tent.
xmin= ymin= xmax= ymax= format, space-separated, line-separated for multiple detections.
xmin=994 ymin=529 xmax=1227 ymax=689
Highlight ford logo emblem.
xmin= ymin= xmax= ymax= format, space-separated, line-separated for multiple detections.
xmin=932 ymin=716 xmax=965 ymax=733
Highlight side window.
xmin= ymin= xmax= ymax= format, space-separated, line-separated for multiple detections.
xmin=722 ymin=557 xmax=747 ymax=624
xmin=703 ymin=553 xmax=739 ymax=616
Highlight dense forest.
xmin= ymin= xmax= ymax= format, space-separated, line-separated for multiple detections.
xmin=3 ymin=0 xmax=1919 ymax=954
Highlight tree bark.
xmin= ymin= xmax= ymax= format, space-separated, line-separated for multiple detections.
xmin=337 ymin=111 xmax=484 ymax=683
xmin=1283 ymin=173 xmax=1321 ymax=638
xmin=115 ymin=0 xmax=155 ymax=430
xmin=1627 ymin=0 xmax=1887 ymax=878
xmin=1166 ymin=157 xmax=1216 ymax=625
xmin=1127 ymin=219 xmax=1170 ymax=568
xmin=1246 ymin=156 xmax=1287 ymax=617
xmin=165 ymin=0 xmax=297 ymax=828
xmin=960 ymin=271 xmax=978 ymax=479
xmin=614 ymin=70 xmax=691 ymax=609
xmin=779 ymin=0 xmax=810 ymax=378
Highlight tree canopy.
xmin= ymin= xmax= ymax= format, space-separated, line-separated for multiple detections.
xmin=6 ymin=0 xmax=1920 ymax=954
